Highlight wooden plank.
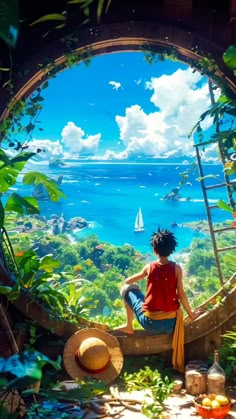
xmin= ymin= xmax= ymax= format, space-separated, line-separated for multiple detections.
xmin=110 ymin=331 xmax=173 ymax=355
xmin=12 ymin=282 xmax=236 ymax=359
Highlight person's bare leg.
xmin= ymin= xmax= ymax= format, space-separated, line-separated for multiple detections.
xmin=114 ymin=301 xmax=135 ymax=334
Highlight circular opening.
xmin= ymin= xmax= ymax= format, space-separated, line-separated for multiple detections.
xmin=1 ymin=50 xmax=235 ymax=329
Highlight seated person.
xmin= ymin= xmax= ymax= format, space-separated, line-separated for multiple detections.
xmin=114 ymin=227 xmax=204 ymax=372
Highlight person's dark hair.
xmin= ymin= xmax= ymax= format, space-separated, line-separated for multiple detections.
xmin=151 ymin=228 xmax=178 ymax=256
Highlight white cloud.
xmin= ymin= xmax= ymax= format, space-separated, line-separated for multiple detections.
xmin=61 ymin=122 xmax=101 ymax=155
xmin=145 ymin=67 xmax=212 ymax=133
xmin=27 ymin=139 xmax=64 ymax=160
xmin=198 ymin=143 xmax=221 ymax=162
xmin=25 ymin=122 xmax=101 ymax=162
xmin=109 ymin=68 xmax=217 ymax=160
xmin=91 ymin=149 xmax=128 ymax=160
xmin=109 ymin=81 xmax=121 ymax=90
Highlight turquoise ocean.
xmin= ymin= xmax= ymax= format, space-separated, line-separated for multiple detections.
xmin=16 ymin=162 xmax=234 ymax=255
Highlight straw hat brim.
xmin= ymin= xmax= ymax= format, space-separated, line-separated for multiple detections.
xmin=63 ymin=328 xmax=123 ymax=385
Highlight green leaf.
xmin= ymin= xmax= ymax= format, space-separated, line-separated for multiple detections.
xmin=23 ymin=171 xmax=66 ymax=202
xmin=11 ymin=152 xmax=36 ymax=164
xmin=25 ymin=122 xmax=35 ymax=134
xmin=0 ymin=377 xmax=9 ymax=387
xmin=0 ymin=148 xmax=12 ymax=166
xmin=30 ymin=13 xmax=66 ymax=26
xmin=5 ymin=193 xmax=40 ymax=215
xmin=97 ymin=0 xmax=111 ymax=21
xmin=0 ymin=0 xmax=18 ymax=47
xmin=97 ymin=0 xmax=104 ymax=20
xmin=39 ymin=255 xmax=61 ymax=272
xmin=0 ymin=151 xmax=36 ymax=193
xmin=197 ymin=174 xmax=219 ymax=181
xmin=67 ymin=0 xmax=92 ymax=3
xmin=1 ymin=351 xmax=61 ymax=390
xmin=15 ymin=250 xmax=40 ymax=281
xmin=84 ymin=6 xmax=90 ymax=16
xmin=223 ymin=45 xmax=236 ymax=71
xmin=42 ymin=81 xmax=49 ymax=89
xmin=218 ymin=199 xmax=233 ymax=213
xmin=68 ymin=0 xmax=93 ymax=6
xmin=0 ymin=285 xmax=12 ymax=294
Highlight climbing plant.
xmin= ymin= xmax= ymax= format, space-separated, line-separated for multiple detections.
xmin=189 ymin=45 xmax=236 ymax=216
xmin=143 ymin=43 xmax=236 ymax=216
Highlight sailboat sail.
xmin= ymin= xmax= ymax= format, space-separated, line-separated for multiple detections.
xmin=134 ymin=207 xmax=144 ymax=232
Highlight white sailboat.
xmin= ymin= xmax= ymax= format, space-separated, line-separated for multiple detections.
xmin=134 ymin=207 xmax=144 ymax=232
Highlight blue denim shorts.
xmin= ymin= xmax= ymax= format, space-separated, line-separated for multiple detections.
xmin=124 ymin=287 xmax=176 ymax=335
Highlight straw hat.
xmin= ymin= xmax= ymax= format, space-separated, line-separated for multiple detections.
xmin=63 ymin=328 xmax=123 ymax=385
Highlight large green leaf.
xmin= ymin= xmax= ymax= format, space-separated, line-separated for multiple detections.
xmin=0 ymin=148 xmax=12 ymax=166
xmin=23 ymin=171 xmax=66 ymax=202
xmin=5 ymin=193 xmax=40 ymax=215
xmin=0 ymin=285 xmax=12 ymax=294
xmin=0 ymin=167 xmax=19 ymax=192
xmin=0 ymin=151 xmax=36 ymax=193
xmin=3 ymin=354 xmax=42 ymax=389
xmin=68 ymin=0 xmax=92 ymax=4
xmin=223 ymin=45 xmax=236 ymax=71
xmin=218 ymin=199 xmax=233 ymax=213
xmin=15 ymin=250 xmax=40 ymax=274
xmin=2 ymin=351 xmax=61 ymax=389
xmin=10 ymin=152 xmax=36 ymax=165
xmin=39 ymin=255 xmax=61 ymax=272
xmin=0 ymin=0 xmax=18 ymax=47
xmin=30 ymin=13 xmax=66 ymax=26
xmin=97 ymin=0 xmax=111 ymax=21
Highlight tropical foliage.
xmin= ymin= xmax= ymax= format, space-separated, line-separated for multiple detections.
xmin=123 ymin=366 xmax=173 ymax=418
xmin=219 ymin=327 xmax=236 ymax=383
xmin=0 ymin=350 xmax=61 ymax=417
xmin=190 ymin=45 xmax=236 ymax=181
xmin=3 ymin=209 xmax=235 ymax=326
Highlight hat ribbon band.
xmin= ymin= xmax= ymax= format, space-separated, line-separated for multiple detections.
xmin=75 ymin=349 xmax=110 ymax=374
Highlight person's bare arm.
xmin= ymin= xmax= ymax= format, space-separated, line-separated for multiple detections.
xmin=176 ymin=264 xmax=204 ymax=320
xmin=125 ymin=264 xmax=149 ymax=285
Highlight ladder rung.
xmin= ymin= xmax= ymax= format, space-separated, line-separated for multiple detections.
xmin=194 ymin=139 xmax=219 ymax=147
xmin=213 ymin=226 xmax=236 ymax=233
xmin=205 ymin=183 xmax=226 ymax=190
xmin=208 ymin=205 xmax=219 ymax=209
xmin=217 ymin=246 xmax=236 ymax=253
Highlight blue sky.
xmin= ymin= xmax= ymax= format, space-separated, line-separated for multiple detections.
xmin=25 ymin=51 xmax=219 ymax=163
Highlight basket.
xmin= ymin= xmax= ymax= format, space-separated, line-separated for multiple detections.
xmin=194 ymin=396 xmax=231 ymax=419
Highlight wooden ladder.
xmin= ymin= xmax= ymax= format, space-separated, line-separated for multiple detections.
xmin=194 ymin=140 xmax=236 ymax=287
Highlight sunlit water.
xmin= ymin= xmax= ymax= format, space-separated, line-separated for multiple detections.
xmin=14 ymin=161 xmax=234 ymax=255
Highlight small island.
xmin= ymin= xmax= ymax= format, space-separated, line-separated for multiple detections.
xmin=8 ymin=213 xmax=89 ymax=236
xmin=163 ymin=186 xmax=191 ymax=201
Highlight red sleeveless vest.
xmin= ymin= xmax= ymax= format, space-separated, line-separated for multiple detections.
xmin=142 ymin=261 xmax=180 ymax=312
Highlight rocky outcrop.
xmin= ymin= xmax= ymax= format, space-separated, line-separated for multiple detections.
xmin=15 ymin=213 xmax=89 ymax=235
xmin=163 ymin=187 xmax=182 ymax=201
